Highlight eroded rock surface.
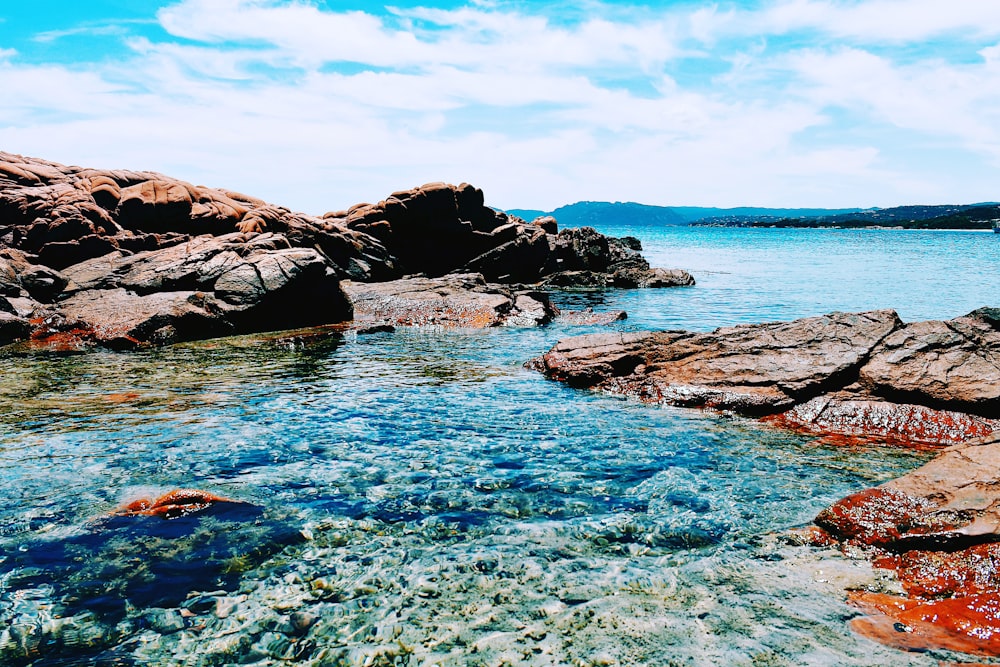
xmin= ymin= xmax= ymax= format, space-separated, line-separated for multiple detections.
xmin=533 ymin=308 xmax=1000 ymax=443
xmin=5 ymin=234 xmax=352 ymax=350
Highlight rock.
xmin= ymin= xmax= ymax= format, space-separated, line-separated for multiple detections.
xmin=847 ymin=590 xmax=1000 ymax=657
xmin=818 ymin=433 xmax=1000 ymax=549
xmin=1 ymin=152 xmax=692 ymax=348
xmin=815 ymin=434 xmax=1000 ymax=658
xmin=765 ymin=396 xmax=999 ymax=447
xmin=858 ymin=307 xmax=1000 ymax=415
xmin=115 ymin=489 xmax=247 ymax=519
xmin=534 ymin=307 xmax=1000 ymax=443
xmin=534 ymin=310 xmax=902 ymax=414
xmin=144 ymin=608 xmax=187 ymax=635
xmin=556 ymin=308 xmax=629 ymax=326
xmin=342 ymin=274 xmax=556 ymax=328
xmin=0 ymin=309 xmax=31 ymax=345
xmin=10 ymin=233 xmax=353 ymax=350
xmin=635 ymin=267 xmax=696 ymax=288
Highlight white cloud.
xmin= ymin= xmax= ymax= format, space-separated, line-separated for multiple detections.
xmin=1 ymin=0 xmax=999 ymax=211
xmin=724 ymin=0 xmax=1000 ymax=42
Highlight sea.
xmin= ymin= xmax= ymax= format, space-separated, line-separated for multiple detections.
xmin=0 ymin=227 xmax=998 ymax=666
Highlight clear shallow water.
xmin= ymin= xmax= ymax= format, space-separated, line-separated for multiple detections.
xmin=0 ymin=228 xmax=997 ymax=666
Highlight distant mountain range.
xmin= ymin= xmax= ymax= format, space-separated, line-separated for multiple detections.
xmin=505 ymin=201 xmax=865 ymax=227
xmin=504 ymin=201 xmax=1000 ymax=230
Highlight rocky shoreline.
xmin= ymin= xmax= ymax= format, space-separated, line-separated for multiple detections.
xmin=4 ymin=151 xmax=1000 ymax=659
xmin=0 ymin=152 xmax=692 ymax=350
xmin=533 ymin=309 xmax=1000 ymax=657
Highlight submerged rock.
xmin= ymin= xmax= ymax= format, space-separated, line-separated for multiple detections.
xmin=114 ymin=489 xmax=248 ymax=519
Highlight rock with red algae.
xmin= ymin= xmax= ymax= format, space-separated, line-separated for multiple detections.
xmin=875 ymin=544 xmax=1000 ymax=599
xmin=819 ymin=434 xmax=1000 ymax=549
xmin=767 ymin=397 xmax=999 ymax=449
xmin=815 ymin=487 xmax=951 ymax=548
xmin=818 ymin=434 xmax=1000 ymax=658
xmin=535 ymin=308 xmax=999 ymax=444
xmin=116 ymin=489 xmax=245 ymax=519
xmin=534 ymin=310 xmax=902 ymax=414
xmin=848 ymin=590 xmax=1000 ymax=658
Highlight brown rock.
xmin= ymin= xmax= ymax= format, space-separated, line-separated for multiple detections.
xmin=859 ymin=308 xmax=1000 ymax=416
xmin=28 ymin=232 xmax=354 ymax=349
xmin=535 ymin=310 xmax=902 ymax=414
xmin=341 ymin=273 xmax=556 ymax=328
xmin=816 ymin=434 xmax=1000 ymax=657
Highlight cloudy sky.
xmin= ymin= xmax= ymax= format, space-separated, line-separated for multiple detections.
xmin=2 ymin=1 xmax=999 ymax=213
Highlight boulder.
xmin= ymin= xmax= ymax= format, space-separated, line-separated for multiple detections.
xmin=534 ymin=308 xmax=1000 ymax=439
xmin=341 ymin=273 xmax=557 ymax=328
xmin=23 ymin=233 xmax=353 ymax=349
xmin=858 ymin=307 xmax=1000 ymax=414
xmin=0 ymin=308 xmax=30 ymax=346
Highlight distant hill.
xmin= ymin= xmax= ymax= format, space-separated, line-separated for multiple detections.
xmin=504 ymin=201 xmax=863 ymax=226
xmin=696 ymin=203 xmax=1000 ymax=230
xmin=507 ymin=201 xmax=685 ymax=226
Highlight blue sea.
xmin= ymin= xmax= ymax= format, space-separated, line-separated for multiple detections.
xmin=0 ymin=227 xmax=997 ymax=666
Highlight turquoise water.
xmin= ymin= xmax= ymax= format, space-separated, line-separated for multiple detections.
xmin=0 ymin=228 xmax=997 ymax=666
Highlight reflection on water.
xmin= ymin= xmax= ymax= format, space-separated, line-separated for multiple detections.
xmin=1 ymin=227 xmax=996 ymax=665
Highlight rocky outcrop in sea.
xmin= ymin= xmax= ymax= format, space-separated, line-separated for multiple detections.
xmin=0 ymin=152 xmax=692 ymax=349
xmin=531 ymin=308 xmax=1000 ymax=445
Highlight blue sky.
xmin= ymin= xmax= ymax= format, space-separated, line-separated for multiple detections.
xmin=2 ymin=1 xmax=1000 ymax=212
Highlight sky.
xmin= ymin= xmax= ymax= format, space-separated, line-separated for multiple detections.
xmin=2 ymin=1 xmax=1000 ymax=213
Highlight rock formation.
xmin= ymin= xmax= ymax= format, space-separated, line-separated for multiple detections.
xmin=814 ymin=433 xmax=1000 ymax=657
xmin=532 ymin=308 xmax=1000 ymax=445
xmin=342 ymin=273 xmax=557 ymax=328
xmin=0 ymin=152 xmax=692 ymax=349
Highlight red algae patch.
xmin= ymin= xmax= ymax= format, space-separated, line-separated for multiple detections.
xmin=815 ymin=487 xmax=953 ymax=547
xmin=848 ymin=546 xmax=1000 ymax=657
xmin=115 ymin=489 xmax=244 ymax=519
xmin=848 ymin=590 xmax=1000 ymax=658
xmin=766 ymin=398 xmax=999 ymax=450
